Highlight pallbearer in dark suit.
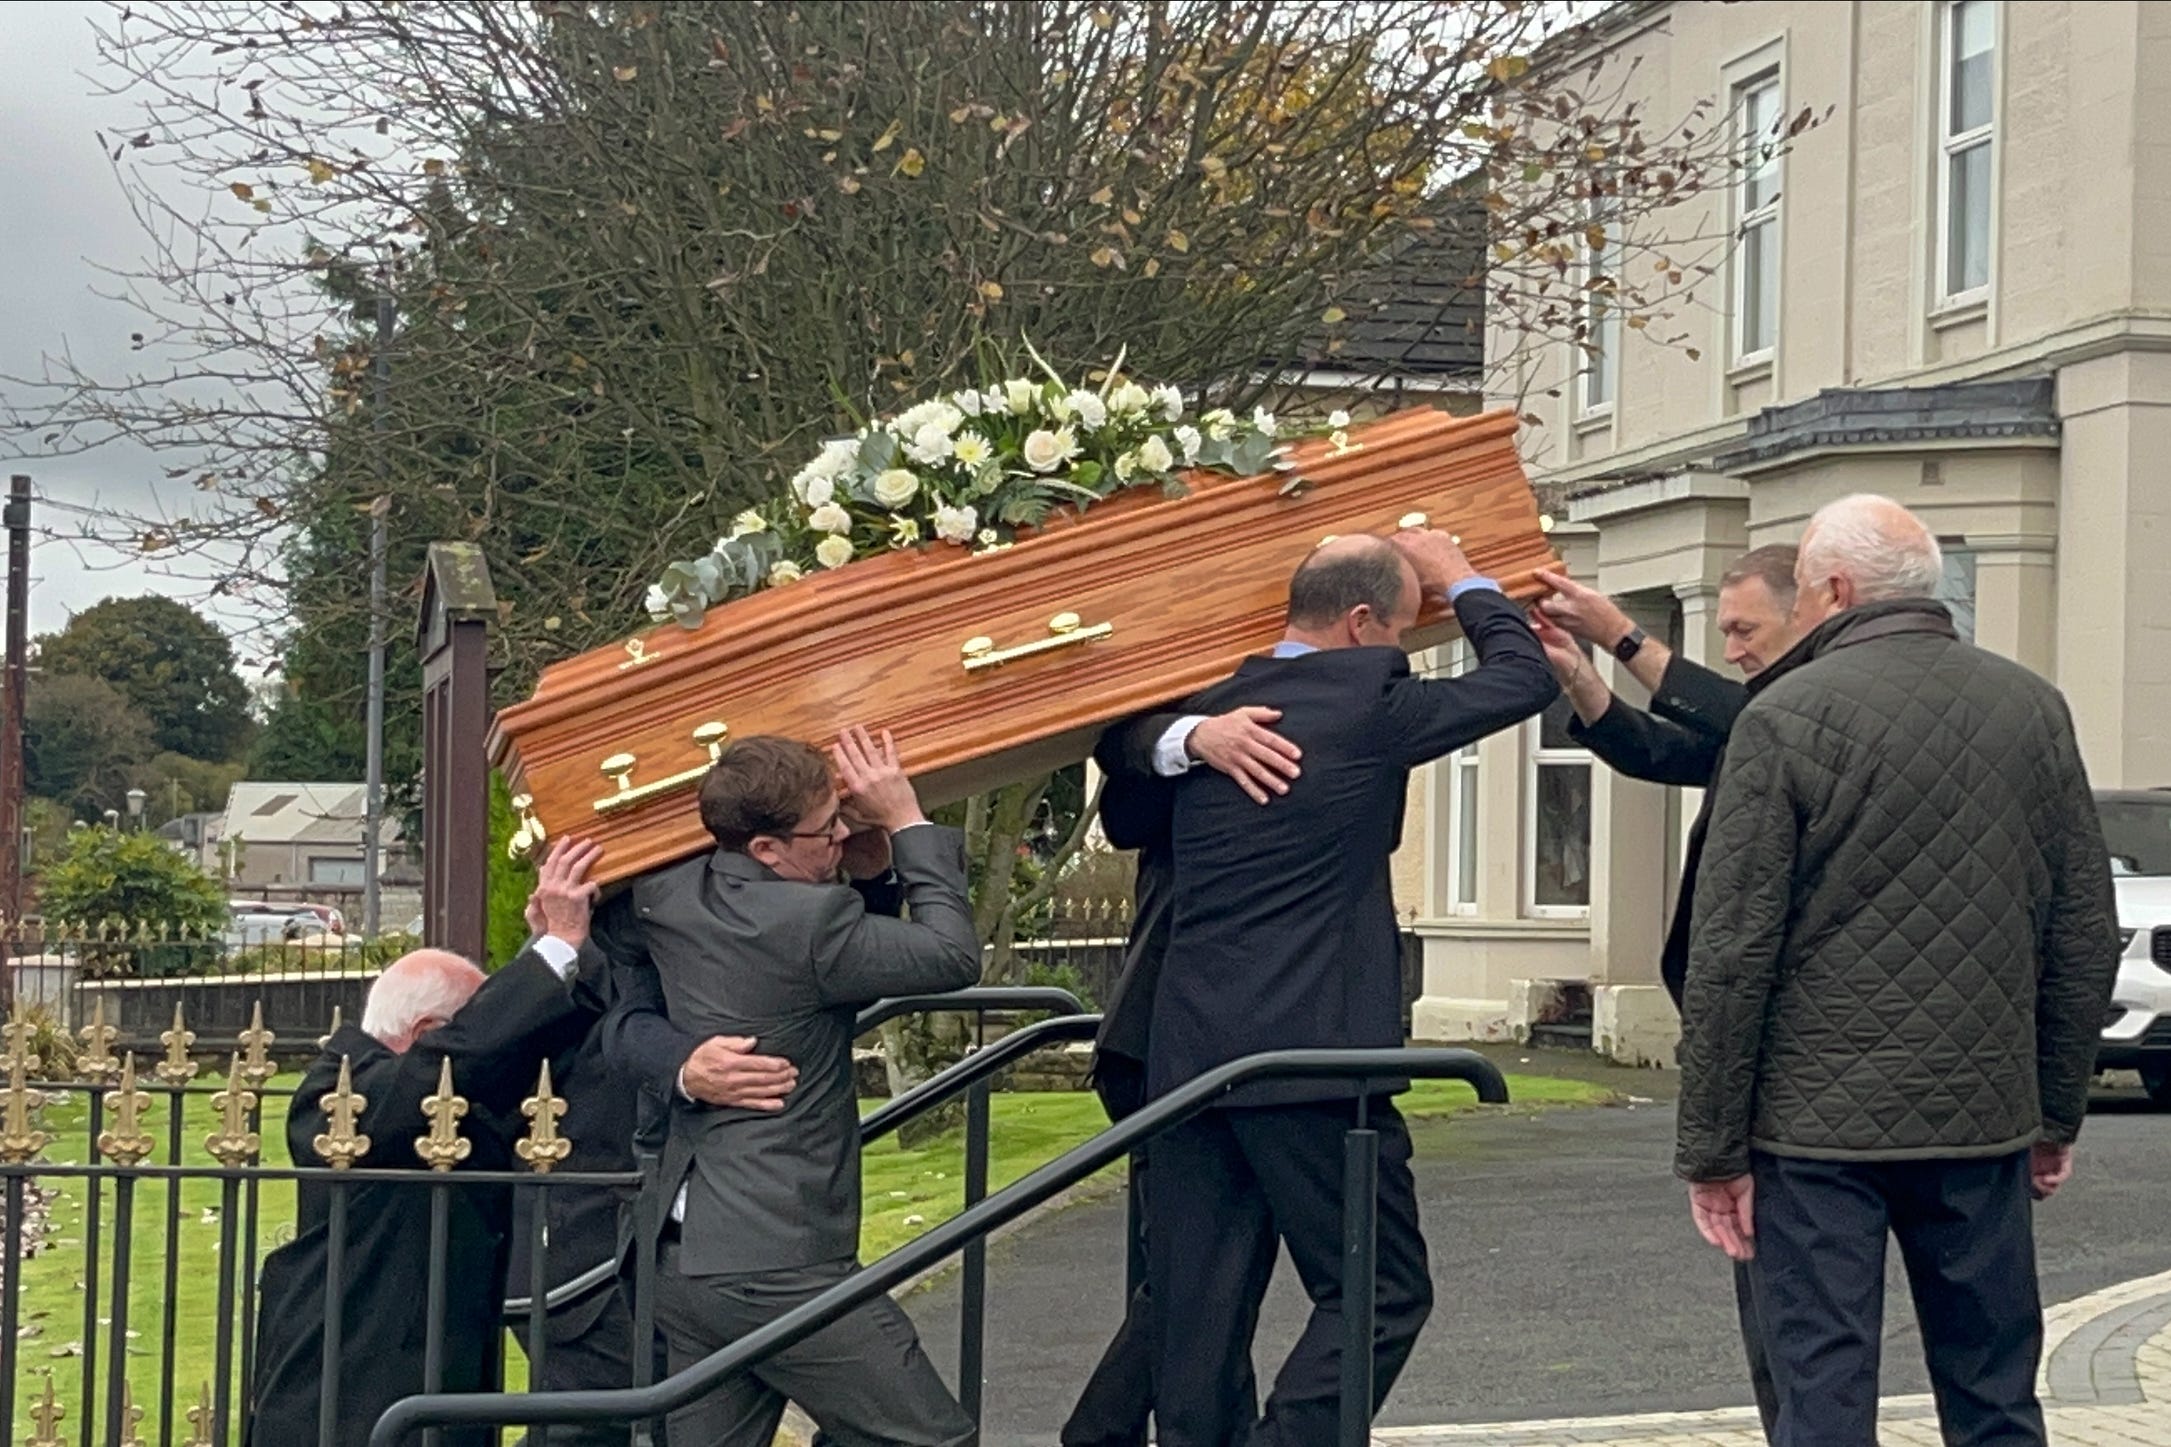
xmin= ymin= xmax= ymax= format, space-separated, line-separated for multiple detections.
xmin=1526 ymin=545 xmax=1801 ymax=1442
xmin=248 ymin=840 xmax=610 ymax=1447
xmin=1120 ymin=529 xmax=1556 ymax=1447
xmin=603 ymin=725 xmax=980 ymax=1447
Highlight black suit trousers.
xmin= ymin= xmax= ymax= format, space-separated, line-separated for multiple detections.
xmin=1148 ymin=1098 xmax=1432 ymax=1447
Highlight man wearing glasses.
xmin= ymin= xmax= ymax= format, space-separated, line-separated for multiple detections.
xmin=602 ymin=725 xmax=980 ymax=1447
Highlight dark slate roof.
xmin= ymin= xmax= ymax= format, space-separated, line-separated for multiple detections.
xmin=1288 ymin=195 xmax=1487 ymax=383
xmin=1707 ymin=377 xmax=2059 ymax=473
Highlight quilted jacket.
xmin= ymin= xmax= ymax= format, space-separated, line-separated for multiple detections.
xmin=1674 ymin=599 xmax=2120 ymax=1181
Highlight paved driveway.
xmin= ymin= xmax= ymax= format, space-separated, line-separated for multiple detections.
xmin=902 ymin=1055 xmax=2171 ymax=1445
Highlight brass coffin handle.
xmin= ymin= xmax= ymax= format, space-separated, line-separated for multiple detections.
xmin=506 ymin=793 xmax=548 ymax=861
xmin=961 ymin=612 xmax=1115 ymax=674
xmin=591 ymin=721 xmax=731 ymax=816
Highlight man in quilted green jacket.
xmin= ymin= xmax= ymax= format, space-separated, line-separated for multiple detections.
xmin=1674 ymin=494 xmax=2120 ymax=1447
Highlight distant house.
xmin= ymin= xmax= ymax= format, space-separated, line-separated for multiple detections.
xmin=216 ymin=783 xmax=402 ymax=893
xmin=153 ymin=811 xmax=224 ymax=873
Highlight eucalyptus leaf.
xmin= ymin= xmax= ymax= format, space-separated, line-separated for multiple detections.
xmin=1159 ymin=477 xmax=1192 ymax=500
xmin=857 ymin=431 xmax=899 ymax=472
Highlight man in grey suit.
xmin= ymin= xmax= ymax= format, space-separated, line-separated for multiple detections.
xmin=605 ymin=724 xmax=979 ymax=1447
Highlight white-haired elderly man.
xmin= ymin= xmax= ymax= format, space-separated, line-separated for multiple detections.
xmin=1674 ymin=495 xmax=2120 ymax=1447
xmin=248 ymin=839 xmax=612 ymax=1447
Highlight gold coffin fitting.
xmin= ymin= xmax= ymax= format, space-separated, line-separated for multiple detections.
xmin=592 ymin=721 xmax=731 ymax=816
xmin=960 ymin=612 xmax=1115 ymax=674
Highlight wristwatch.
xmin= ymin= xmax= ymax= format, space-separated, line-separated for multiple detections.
xmin=1612 ymin=626 xmax=1648 ymax=663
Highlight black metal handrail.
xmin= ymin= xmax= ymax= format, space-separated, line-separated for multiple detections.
xmin=372 ymin=1047 xmax=1509 ymax=1447
xmin=859 ymin=1013 xmax=1102 ymax=1143
xmin=852 ymin=985 xmax=1086 ymax=1035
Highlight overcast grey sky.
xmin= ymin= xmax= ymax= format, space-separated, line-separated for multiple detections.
xmin=0 ymin=0 xmax=273 ymax=654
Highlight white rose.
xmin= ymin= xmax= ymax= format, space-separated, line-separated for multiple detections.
xmin=932 ymin=503 xmax=978 ymax=544
xmin=728 ymin=509 xmax=767 ymax=539
xmin=814 ymin=535 xmax=855 ymax=569
xmin=1021 ymin=427 xmax=1078 ymax=473
xmin=1174 ymin=425 xmax=1202 ymax=463
xmin=767 ymin=559 xmax=804 ymax=587
xmin=799 ymin=474 xmax=836 ymax=508
xmin=1003 ymin=379 xmax=1038 ymax=415
xmin=1108 ymin=380 xmax=1152 ymax=415
xmin=872 ymin=468 xmax=921 ymax=507
xmin=643 ymin=584 xmax=670 ymax=616
xmin=1136 ymin=434 xmax=1175 ymax=473
xmin=905 ymin=422 xmax=955 ymax=466
xmin=1252 ymin=406 xmax=1277 ymax=437
xmin=807 ymin=501 xmax=852 ymax=534
xmin=952 ymin=433 xmax=992 ymax=468
xmin=1328 ymin=409 xmax=1352 ymax=429
xmin=1063 ymin=390 xmax=1108 ymax=431
xmin=1202 ymin=408 xmax=1237 ymax=441
xmin=1153 ymin=384 xmax=1184 ymax=421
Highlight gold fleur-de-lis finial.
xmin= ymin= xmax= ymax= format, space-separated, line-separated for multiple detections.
xmin=98 ymin=1053 xmax=156 ymax=1167
xmin=415 ymin=1057 xmax=471 ymax=1172
xmin=312 ymin=1055 xmax=370 ymax=1170
xmin=237 ymin=1000 xmax=278 ymax=1088
xmin=0 ymin=1001 xmax=41 ymax=1078
xmin=185 ymin=1383 xmax=215 ymax=1446
xmin=318 ymin=1004 xmax=344 ymax=1049
xmin=116 ymin=1380 xmax=147 ymax=1447
xmin=0 ymin=1008 xmax=50 ymax=1164
xmin=157 ymin=1002 xmax=199 ymax=1087
xmin=26 ymin=1375 xmax=64 ymax=1446
xmin=78 ymin=996 xmax=119 ymax=1084
xmin=515 ymin=1059 xmax=572 ymax=1173
xmin=205 ymin=1053 xmax=261 ymax=1167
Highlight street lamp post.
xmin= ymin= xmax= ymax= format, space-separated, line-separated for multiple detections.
xmin=125 ymin=788 xmax=147 ymax=832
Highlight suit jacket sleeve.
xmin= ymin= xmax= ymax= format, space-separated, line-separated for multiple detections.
xmin=1380 ymin=588 xmax=1560 ymax=766
xmin=1098 ymin=709 xmax=1189 ymax=783
xmin=1570 ymin=699 xmax=1726 ymax=788
xmin=1673 ymin=703 xmax=1799 ymax=1181
xmin=812 ymin=824 xmax=982 ymax=1008
xmin=405 ymin=946 xmax=598 ymax=1116
xmin=1650 ymin=655 xmax=1749 ymax=740
xmin=591 ymin=891 xmax=702 ymax=1104
xmin=2035 ymin=695 xmax=2122 ymax=1145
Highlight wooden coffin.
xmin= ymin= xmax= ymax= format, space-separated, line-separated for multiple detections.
xmin=489 ymin=405 xmax=1558 ymax=886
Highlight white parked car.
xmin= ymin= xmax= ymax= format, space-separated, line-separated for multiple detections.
xmin=2096 ymin=789 xmax=2171 ymax=1104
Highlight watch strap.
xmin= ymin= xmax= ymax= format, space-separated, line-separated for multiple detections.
xmin=1613 ymin=627 xmax=1648 ymax=663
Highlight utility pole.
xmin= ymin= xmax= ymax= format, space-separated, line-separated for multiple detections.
xmin=362 ymin=294 xmax=393 ymax=939
xmin=1 ymin=478 xmax=30 ymax=1002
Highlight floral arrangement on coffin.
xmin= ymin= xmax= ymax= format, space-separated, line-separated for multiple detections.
xmin=645 ymin=350 xmax=1343 ymax=629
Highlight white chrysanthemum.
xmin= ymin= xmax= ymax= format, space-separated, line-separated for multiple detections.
xmin=1108 ymin=380 xmax=1152 ymax=415
xmin=1174 ymin=425 xmax=1202 ymax=463
xmin=904 ymin=422 xmax=955 ymax=466
xmin=767 ymin=560 xmax=804 ymax=586
xmin=1202 ymin=408 xmax=1237 ymax=441
xmin=1021 ymin=427 xmax=1079 ymax=473
xmin=872 ymin=468 xmax=921 ymax=507
xmin=976 ymin=527 xmax=1001 ymax=546
xmin=1003 ymin=379 xmax=1038 ymax=415
xmin=932 ymin=503 xmax=978 ymax=543
xmin=889 ymin=517 xmax=922 ymax=547
xmin=1152 ymin=384 xmax=1184 ymax=421
xmin=643 ymin=584 xmax=670 ymax=616
xmin=1063 ymin=390 xmax=1108 ymax=431
xmin=1328 ymin=409 xmax=1352 ymax=429
xmin=728 ymin=509 xmax=767 ymax=539
xmin=1136 ymin=434 xmax=1175 ymax=473
xmin=1113 ymin=450 xmax=1139 ymax=483
xmin=953 ymin=433 xmax=993 ymax=468
xmin=1252 ymin=406 xmax=1277 ymax=437
xmin=814 ymin=535 xmax=855 ymax=569
xmin=808 ymin=501 xmax=853 ymax=534
xmin=895 ymin=400 xmax=963 ymax=439
xmin=791 ymin=439 xmax=857 ymax=501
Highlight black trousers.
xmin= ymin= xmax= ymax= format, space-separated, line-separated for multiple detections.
xmin=1148 ymin=1097 xmax=1433 ymax=1447
xmin=1749 ymin=1150 xmax=2046 ymax=1447
xmin=512 ymin=1281 xmax=669 ymax=1447
xmin=1734 ymin=1259 xmax=1780 ymax=1443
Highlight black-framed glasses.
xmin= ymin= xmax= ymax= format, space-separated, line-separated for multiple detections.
xmin=786 ymin=806 xmax=845 ymax=840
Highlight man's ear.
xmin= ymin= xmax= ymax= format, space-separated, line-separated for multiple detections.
xmin=746 ymin=836 xmax=787 ymax=872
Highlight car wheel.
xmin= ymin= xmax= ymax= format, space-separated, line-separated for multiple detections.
xmin=2143 ymin=1063 xmax=2171 ymax=1108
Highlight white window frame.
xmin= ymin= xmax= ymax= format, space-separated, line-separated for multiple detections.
xmin=1732 ymin=71 xmax=1783 ymax=365
xmin=1522 ymin=667 xmax=1594 ymax=921
xmin=1935 ymin=0 xmax=1996 ymax=304
xmin=1441 ymin=642 xmax=1480 ymax=916
xmin=1580 ymin=195 xmax=1619 ymax=416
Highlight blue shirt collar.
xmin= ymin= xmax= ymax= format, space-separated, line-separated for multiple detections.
xmin=1271 ymin=640 xmax=1320 ymax=658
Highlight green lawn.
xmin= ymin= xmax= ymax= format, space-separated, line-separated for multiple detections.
xmin=8 ymin=1072 xmax=1612 ymax=1439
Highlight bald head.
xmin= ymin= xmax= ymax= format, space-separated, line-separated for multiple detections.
xmin=362 ymin=948 xmax=487 ymax=1054
xmin=1285 ymin=535 xmax=1421 ymax=650
xmin=1793 ymin=494 xmax=1944 ymax=631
